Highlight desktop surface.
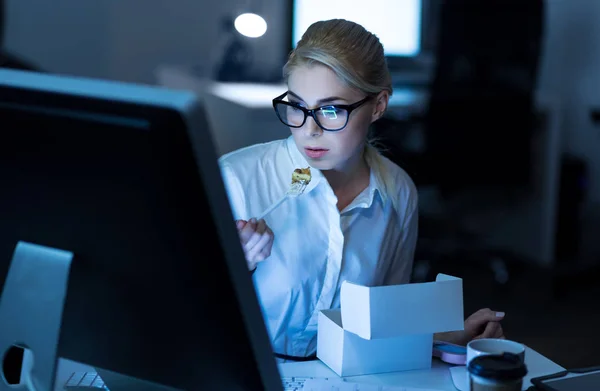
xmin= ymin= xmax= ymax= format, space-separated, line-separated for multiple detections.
xmin=54 ymin=345 xmax=564 ymax=391
xmin=280 ymin=346 xmax=564 ymax=391
xmin=205 ymin=81 xmax=429 ymax=112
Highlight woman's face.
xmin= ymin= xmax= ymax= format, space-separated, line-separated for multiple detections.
xmin=286 ymin=63 xmax=382 ymax=172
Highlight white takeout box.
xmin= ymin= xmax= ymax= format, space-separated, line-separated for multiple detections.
xmin=317 ymin=274 xmax=464 ymax=377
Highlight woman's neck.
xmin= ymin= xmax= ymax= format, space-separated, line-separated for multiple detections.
xmin=322 ymin=151 xmax=371 ymax=210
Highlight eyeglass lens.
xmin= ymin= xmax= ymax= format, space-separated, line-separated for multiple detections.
xmin=275 ymin=103 xmax=348 ymax=130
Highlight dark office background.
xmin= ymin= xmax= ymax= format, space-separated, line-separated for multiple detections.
xmin=3 ymin=0 xmax=600 ymax=371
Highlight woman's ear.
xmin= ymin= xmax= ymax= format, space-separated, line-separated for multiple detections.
xmin=371 ymin=90 xmax=390 ymax=123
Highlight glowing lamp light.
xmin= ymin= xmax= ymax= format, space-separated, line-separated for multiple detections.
xmin=234 ymin=13 xmax=267 ymax=38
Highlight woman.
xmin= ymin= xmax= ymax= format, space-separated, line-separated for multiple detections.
xmin=219 ymin=19 xmax=505 ymax=360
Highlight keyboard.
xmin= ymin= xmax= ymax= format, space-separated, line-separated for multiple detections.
xmin=65 ymin=372 xmax=310 ymax=390
xmin=64 ymin=372 xmax=107 ymax=390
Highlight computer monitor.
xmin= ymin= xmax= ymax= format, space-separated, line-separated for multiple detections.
xmin=291 ymin=0 xmax=423 ymax=58
xmin=0 ymin=69 xmax=282 ymax=391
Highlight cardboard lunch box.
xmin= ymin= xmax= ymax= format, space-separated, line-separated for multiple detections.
xmin=316 ymin=273 xmax=464 ymax=377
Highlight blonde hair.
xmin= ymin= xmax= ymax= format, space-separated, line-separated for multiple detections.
xmin=284 ymin=19 xmax=392 ymax=98
xmin=284 ymin=19 xmax=400 ymax=211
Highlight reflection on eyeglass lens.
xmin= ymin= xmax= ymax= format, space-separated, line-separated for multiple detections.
xmin=275 ymin=103 xmax=349 ymax=130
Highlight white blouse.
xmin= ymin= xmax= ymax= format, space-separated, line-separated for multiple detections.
xmin=219 ymin=136 xmax=418 ymax=357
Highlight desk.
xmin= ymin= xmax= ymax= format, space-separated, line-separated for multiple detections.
xmin=279 ymin=347 xmax=563 ymax=390
xmin=52 ymin=346 xmax=563 ymax=390
xmin=156 ymin=65 xmax=564 ymax=271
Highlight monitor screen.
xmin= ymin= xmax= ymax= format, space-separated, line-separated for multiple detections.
xmin=0 ymin=69 xmax=283 ymax=391
xmin=291 ymin=0 xmax=422 ymax=57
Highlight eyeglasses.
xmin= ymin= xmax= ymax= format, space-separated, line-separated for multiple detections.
xmin=272 ymin=92 xmax=370 ymax=132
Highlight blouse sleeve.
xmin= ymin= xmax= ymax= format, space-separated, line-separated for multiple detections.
xmin=383 ymin=205 xmax=418 ymax=285
xmin=218 ymin=161 xmax=248 ymax=221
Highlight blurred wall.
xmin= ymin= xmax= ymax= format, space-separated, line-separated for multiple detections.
xmin=4 ymin=0 xmax=288 ymax=82
xmin=4 ymin=0 xmax=600 ymax=211
xmin=537 ymin=0 xmax=600 ymax=214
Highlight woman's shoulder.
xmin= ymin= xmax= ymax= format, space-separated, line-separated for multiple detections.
xmin=218 ymin=139 xmax=287 ymax=174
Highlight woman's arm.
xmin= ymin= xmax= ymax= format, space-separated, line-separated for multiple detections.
xmin=219 ymin=161 xmax=274 ymax=272
xmin=435 ymin=309 xmax=506 ymax=346
xmin=219 ymin=162 xmax=247 ymax=221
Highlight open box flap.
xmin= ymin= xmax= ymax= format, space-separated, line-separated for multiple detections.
xmin=340 ymin=273 xmax=464 ymax=340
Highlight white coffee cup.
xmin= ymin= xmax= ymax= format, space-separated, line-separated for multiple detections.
xmin=467 ymin=338 xmax=525 ymax=365
xmin=466 ymin=339 xmax=526 ymax=391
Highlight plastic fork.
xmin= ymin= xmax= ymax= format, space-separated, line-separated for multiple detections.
xmin=257 ymin=180 xmax=309 ymax=220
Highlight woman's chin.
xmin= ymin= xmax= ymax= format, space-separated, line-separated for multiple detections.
xmin=305 ymin=160 xmax=333 ymax=171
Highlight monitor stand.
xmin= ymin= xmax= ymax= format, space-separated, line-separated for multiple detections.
xmin=0 ymin=241 xmax=73 ymax=391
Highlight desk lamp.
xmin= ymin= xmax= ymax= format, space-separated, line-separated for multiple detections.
xmin=214 ymin=8 xmax=267 ymax=82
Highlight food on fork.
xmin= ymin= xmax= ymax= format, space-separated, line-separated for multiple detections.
xmin=257 ymin=167 xmax=311 ymax=220
xmin=291 ymin=167 xmax=311 ymax=184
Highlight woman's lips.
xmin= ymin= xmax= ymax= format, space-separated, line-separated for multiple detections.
xmin=304 ymin=147 xmax=329 ymax=159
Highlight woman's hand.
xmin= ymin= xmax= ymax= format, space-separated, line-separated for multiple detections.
xmin=236 ymin=218 xmax=274 ymax=271
xmin=435 ymin=308 xmax=505 ymax=346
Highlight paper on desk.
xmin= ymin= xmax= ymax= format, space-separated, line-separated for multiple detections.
xmin=303 ymin=378 xmax=443 ymax=391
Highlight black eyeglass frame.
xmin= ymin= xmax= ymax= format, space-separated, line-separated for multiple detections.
xmin=272 ymin=92 xmax=371 ymax=132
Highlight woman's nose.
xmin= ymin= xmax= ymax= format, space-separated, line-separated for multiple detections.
xmin=304 ymin=115 xmax=323 ymax=137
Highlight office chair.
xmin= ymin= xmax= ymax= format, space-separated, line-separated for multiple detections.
xmin=372 ymin=0 xmax=546 ymax=285
xmin=0 ymin=0 xmax=41 ymax=71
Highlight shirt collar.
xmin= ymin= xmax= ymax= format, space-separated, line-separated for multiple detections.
xmin=348 ymin=168 xmax=383 ymax=211
xmin=286 ymin=135 xmax=307 ymax=170
xmin=365 ymin=149 xmax=387 ymax=205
